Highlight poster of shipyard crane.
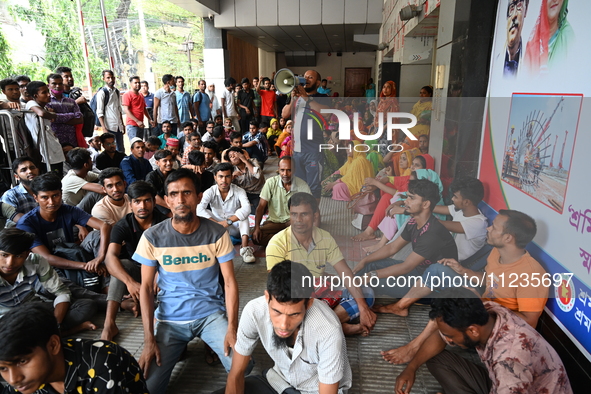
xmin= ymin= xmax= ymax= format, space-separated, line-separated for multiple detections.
xmin=501 ymin=93 xmax=583 ymax=213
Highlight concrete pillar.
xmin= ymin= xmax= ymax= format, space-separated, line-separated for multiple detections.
xmin=203 ymin=19 xmax=229 ymax=102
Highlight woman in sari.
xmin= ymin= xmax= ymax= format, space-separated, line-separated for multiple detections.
xmin=525 ymin=0 xmax=574 ymax=74
xmin=321 ymin=141 xmax=375 ymax=202
xmin=373 ymin=81 xmax=399 ymax=132
xmin=408 ymin=86 xmax=433 ymax=140
xmin=275 ymin=120 xmax=292 ymax=156
xmin=351 ymin=151 xmax=427 ymax=242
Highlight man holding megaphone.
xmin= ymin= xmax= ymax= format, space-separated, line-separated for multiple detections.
xmin=278 ymin=69 xmax=329 ymax=203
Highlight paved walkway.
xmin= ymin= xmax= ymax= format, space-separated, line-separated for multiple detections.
xmin=73 ymin=156 xmax=452 ymax=393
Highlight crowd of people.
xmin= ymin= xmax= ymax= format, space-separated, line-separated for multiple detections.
xmin=0 ymin=67 xmax=573 ymax=394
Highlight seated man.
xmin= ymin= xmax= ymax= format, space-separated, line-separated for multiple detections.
xmin=382 ymin=209 xmax=549 ymax=365
xmin=215 ymin=261 xmax=352 ymax=394
xmin=353 ymin=179 xmax=458 ymax=298
xmin=375 ymin=176 xmax=488 ymax=316
xmin=144 ymin=136 xmax=161 ymax=161
xmin=91 ymin=167 xmax=131 ymax=225
xmin=267 ymin=192 xmax=376 ymax=336
xmin=225 ymin=147 xmax=265 ymax=214
xmin=395 ymin=289 xmax=572 ymax=394
xmin=100 ymin=181 xmax=168 ymax=341
xmin=146 ymin=149 xmax=175 ymax=215
xmin=181 ymin=131 xmax=202 ymax=165
xmin=201 ymin=120 xmax=215 ymax=142
xmin=198 ymin=163 xmax=255 ymax=263
xmin=0 ymin=304 xmax=148 ymax=394
xmin=201 ymin=140 xmax=220 ymax=172
xmin=1 ymin=157 xmax=39 ymax=225
xmin=157 ymin=120 xmax=177 ymax=149
xmin=221 ymin=131 xmax=250 ymax=162
xmin=178 ymin=121 xmax=196 ymax=152
xmin=186 ymin=150 xmax=215 ymax=192
xmin=242 ymin=120 xmax=266 ymax=164
xmin=61 ymin=148 xmax=104 ymax=207
xmin=96 ymin=132 xmax=127 ymax=171
xmin=253 ymin=156 xmax=311 ymax=247
xmin=16 ymin=173 xmax=112 ymax=291
xmin=0 ymin=228 xmax=96 ymax=335
xmin=212 ymin=125 xmax=230 ymax=153
xmin=133 ymin=169 xmax=244 ymax=394
xmin=120 ymin=137 xmax=152 ymax=185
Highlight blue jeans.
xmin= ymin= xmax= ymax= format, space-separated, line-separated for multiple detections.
xmin=356 ymin=258 xmax=425 ymax=298
xmin=126 ymin=125 xmax=144 ymax=141
xmin=107 ymin=129 xmax=125 ymax=153
xmin=293 ymin=151 xmax=322 ymax=198
xmin=146 ymin=310 xmax=243 ymax=394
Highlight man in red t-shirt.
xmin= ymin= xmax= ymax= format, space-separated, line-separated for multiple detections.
xmin=122 ymin=76 xmax=155 ymax=142
xmin=257 ymin=77 xmax=277 ymax=127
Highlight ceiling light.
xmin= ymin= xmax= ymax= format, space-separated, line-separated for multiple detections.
xmin=295 ymin=35 xmax=302 ymax=38
xmin=272 ymin=44 xmax=278 ymax=47
xmin=333 ymin=34 xmax=339 ymax=37
xmin=258 ymin=35 xmax=266 ymax=39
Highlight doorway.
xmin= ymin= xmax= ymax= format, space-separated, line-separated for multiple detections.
xmin=345 ymin=67 xmax=372 ymax=97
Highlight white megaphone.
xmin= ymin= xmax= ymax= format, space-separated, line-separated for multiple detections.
xmin=274 ymin=68 xmax=306 ymax=94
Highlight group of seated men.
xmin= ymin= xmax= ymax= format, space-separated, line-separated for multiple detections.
xmin=0 ymin=72 xmax=574 ymax=394
xmin=0 ymin=134 xmax=574 ymax=394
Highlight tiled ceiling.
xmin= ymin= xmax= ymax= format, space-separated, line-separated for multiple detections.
xmin=226 ymin=23 xmax=381 ymax=53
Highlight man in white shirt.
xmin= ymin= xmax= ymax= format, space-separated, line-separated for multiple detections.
xmin=95 ymin=70 xmax=125 ymax=152
xmin=215 ymin=260 xmax=352 ymax=394
xmin=153 ymin=74 xmax=180 ymax=137
xmin=220 ymin=77 xmax=240 ymax=132
xmin=197 ymin=163 xmax=255 ymax=263
xmin=91 ymin=168 xmax=131 ymax=225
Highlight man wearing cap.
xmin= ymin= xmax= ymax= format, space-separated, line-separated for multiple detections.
xmin=120 ymin=138 xmax=153 ymax=185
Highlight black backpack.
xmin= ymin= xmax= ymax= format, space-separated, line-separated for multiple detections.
xmin=70 ymin=87 xmax=97 ymax=137
xmin=89 ymin=87 xmax=119 ymax=127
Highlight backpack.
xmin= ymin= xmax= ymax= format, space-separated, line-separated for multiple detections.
xmin=89 ymin=87 xmax=119 ymax=127
xmin=70 ymin=87 xmax=96 ymax=137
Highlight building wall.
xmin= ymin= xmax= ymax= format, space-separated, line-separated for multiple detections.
xmin=227 ymin=34 xmax=259 ymax=81
xmin=258 ymin=48 xmax=276 ymax=79
xmin=275 ymin=51 xmax=376 ymax=96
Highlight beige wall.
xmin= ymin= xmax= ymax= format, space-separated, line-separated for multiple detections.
xmin=275 ymin=52 xmax=376 ymax=96
xmin=258 ymin=49 xmax=276 ymax=79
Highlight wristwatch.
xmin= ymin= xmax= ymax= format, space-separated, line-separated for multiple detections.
xmin=226 ymin=218 xmax=233 ymax=225
xmin=369 ymin=270 xmax=379 ymax=279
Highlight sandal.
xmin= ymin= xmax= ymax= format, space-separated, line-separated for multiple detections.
xmin=204 ymin=344 xmax=221 ymax=366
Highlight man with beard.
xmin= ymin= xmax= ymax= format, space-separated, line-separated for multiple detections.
xmin=215 ymin=260 xmax=352 ymax=394
xmin=134 ymin=169 xmax=245 ymax=394
xmin=503 ymin=0 xmax=528 ymax=77
xmin=120 ymin=138 xmax=153 ymax=185
xmin=2 ymin=157 xmax=40 ymax=224
xmin=394 ymin=289 xmax=572 ymax=394
xmin=91 ymin=168 xmax=131 ymax=225
xmin=96 ymin=70 xmax=125 ymax=152
xmin=96 ymin=133 xmax=126 ymax=170
xmin=252 ymin=156 xmax=311 ymax=247
xmin=100 ymin=181 xmax=167 ymax=341
xmin=281 ymin=70 xmax=329 ymax=203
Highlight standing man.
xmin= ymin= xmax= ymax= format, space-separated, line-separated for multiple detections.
xmin=317 ymin=79 xmax=332 ymax=95
xmin=215 ymin=261 xmax=352 ymax=394
xmin=134 ymin=169 xmax=242 ymax=394
xmin=282 ymin=70 xmax=329 ymax=203
xmin=96 ymin=70 xmax=125 ymax=152
xmin=257 ymin=77 xmax=277 ymax=127
xmin=221 ymin=77 xmax=240 ymax=132
xmin=15 ymin=75 xmax=31 ymax=105
xmin=175 ymin=76 xmax=194 ymax=125
xmin=193 ymin=79 xmax=211 ymax=133
xmin=0 ymin=79 xmax=22 ymax=109
xmin=45 ymin=73 xmax=83 ymax=147
xmin=208 ymin=83 xmax=221 ymax=117
xmin=153 ymin=74 xmax=180 ymax=138
xmin=237 ymin=78 xmax=255 ymax=134
xmin=56 ymin=66 xmax=95 ymax=138
xmin=141 ymin=80 xmax=155 ymax=137
xmin=120 ymin=138 xmax=153 ymax=185
xmin=123 ymin=75 xmax=155 ymax=142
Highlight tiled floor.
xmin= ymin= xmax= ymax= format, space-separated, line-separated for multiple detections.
xmin=74 ymin=156 xmax=450 ymax=393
